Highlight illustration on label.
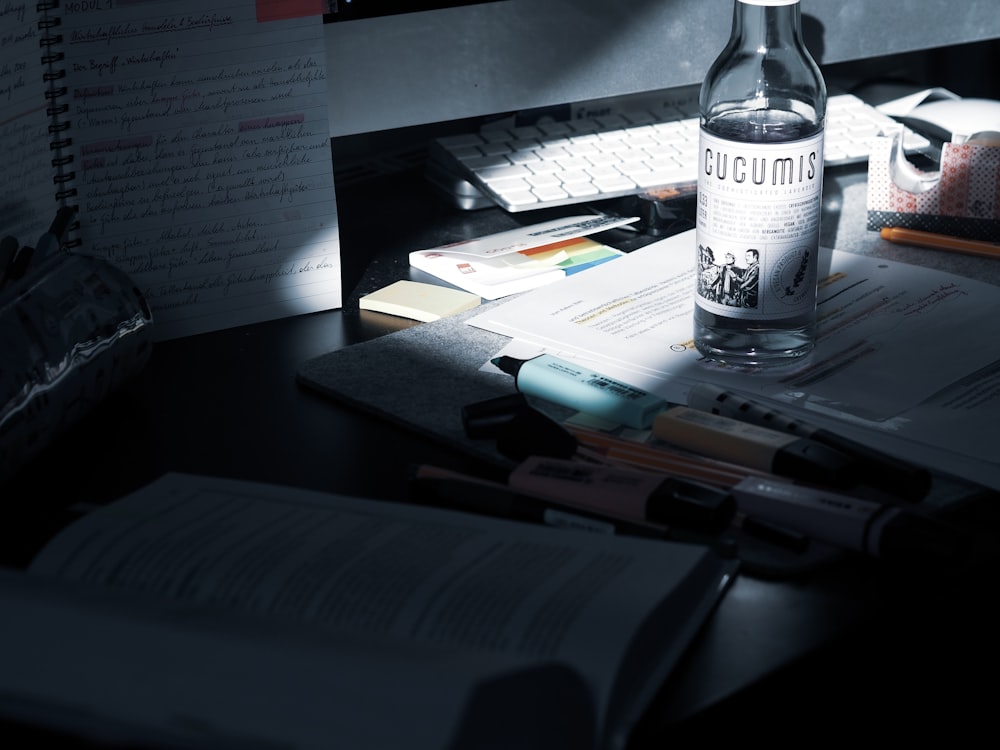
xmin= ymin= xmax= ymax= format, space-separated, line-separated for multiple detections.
xmin=697 ymin=246 xmax=760 ymax=309
xmin=695 ymin=130 xmax=823 ymax=319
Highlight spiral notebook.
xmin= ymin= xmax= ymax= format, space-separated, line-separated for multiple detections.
xmin=0 ymin=1 xmax=341 ymax=340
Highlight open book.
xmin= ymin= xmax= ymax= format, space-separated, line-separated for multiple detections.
xmin=1 ymin=1 xmax=341 ymax=340
xmin=2 ymin=473 xmax=737 ymax=750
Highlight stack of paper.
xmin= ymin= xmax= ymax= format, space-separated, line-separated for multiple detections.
xmin=467 ymin=229 xmax=1000 ymax=491
xmin=408 ymin=215 xmax=636 ymax=299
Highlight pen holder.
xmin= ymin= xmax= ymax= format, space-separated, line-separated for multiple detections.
xmin=0 ymin=253 xmax=154 ymax=485
xmin=866 ymin=129 xmax=1000 ymax=242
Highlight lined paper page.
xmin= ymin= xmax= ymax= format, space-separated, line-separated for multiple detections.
xmin=61 ymin=1 xmax=341 ymax=339
xmin=0 ymin=4 xmax=54 ymax=248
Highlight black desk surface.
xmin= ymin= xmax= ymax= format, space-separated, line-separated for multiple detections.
xmin=2 ymin=158 xmax=999 ymax=744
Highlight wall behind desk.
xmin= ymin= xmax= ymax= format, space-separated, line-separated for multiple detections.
xmin=324 ymin=0 xmax=1000 ymax=137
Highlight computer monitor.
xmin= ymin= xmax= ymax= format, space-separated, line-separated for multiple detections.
xmin=323 ymin=0 xmax=1000 ymax=138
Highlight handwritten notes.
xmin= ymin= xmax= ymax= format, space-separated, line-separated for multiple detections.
xmin=0 ymin=2 xmax=54 ymax=246
xmin=61 ymin=1 xmax=341 ymax=339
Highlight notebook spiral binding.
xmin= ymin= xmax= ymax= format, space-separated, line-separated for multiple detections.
xmin=37 ymin=1 xmax=80 ymax=247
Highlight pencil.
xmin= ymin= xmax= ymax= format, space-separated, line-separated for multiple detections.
xmin=563 ymin=423 xmax=775 ymax=488
xmin=880 ymin=226 xmax=1000 ymax=259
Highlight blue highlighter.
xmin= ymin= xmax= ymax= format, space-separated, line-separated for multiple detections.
xmin=491 ymin=354 xmax=668 ymax=430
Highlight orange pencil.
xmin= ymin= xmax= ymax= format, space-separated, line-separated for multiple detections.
xmin=563 ymin=423 xmax=775 ymax=489
xmin=880 ymin=226 xmax=1000 ymax=260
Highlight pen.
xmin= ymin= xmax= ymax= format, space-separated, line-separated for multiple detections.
xmin=458 ymin=395 xmax=957 ymax=563
xmin=489 ymin=354 xmax=868 ymax=492
xmin=411 ymin=464 xmax=810 ymax=559
xmin=880 ymin=226 xmax=1000 ymax=260
xmin=686 ymin=383 xmax=931 ymax=501
xmin=507 ymin=455 xmax=736 ymax=530
xmin=414 ymin=463 xmax=926 ymax=562
xmin=730 ymin=477 xmax=969 ymax=565
xmin=409 ymin=465 xmax=673 ymax=540
xmin=562 ymin=422 xmax=774 ymax=489
xmin=652 ymin=405 xmax=860 ymax=489
xmin=484 ymin=394 xmax=770 ymax=490
xmin=466 ymin=391 xmax=783 ymax=490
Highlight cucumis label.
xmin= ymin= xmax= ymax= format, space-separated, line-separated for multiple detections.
xmin=695 ymin=129 xmax=823 ymax=320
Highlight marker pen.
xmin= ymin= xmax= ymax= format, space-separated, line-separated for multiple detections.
xmin=413 ymin=463 xmax=816 ymax=558
xmin=507 ymin=455 xmax=736 ymax=530
xmin=686 ymin=383 xmax=931 ymax=500
xmin=409 ymin=465 xmax=672 ymax=540
xmin=652 ymin=405 xmax=858 ymax=488
xmin=491 ymin=354 xmax=668 ymax=430
xmin=730 ymin=477 xmax=968 ymax=564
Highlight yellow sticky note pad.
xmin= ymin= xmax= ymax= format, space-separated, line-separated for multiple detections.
xmin=359 ymin=280 xmax=481 ymax=322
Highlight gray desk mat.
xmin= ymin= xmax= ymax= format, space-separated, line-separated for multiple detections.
xmin=296 ymin=303 xmax=854 ymax=579
xmin=298 ymin=302 xmax=517 ymax=470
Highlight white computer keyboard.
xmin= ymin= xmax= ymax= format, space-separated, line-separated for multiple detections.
xmin=428 ymin=92 xmax=932 ymax=212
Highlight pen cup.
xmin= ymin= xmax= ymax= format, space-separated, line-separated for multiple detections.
xmin=0 ymin=253 xmax=154 ymax=485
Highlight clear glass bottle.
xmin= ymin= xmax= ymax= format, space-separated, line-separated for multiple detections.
xmin=694 ymin=0 xmax=826 ymax=367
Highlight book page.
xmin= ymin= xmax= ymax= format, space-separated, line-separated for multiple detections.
xmin=27 ymin=472 xmax=734 ymax=749
xmin=1 ymin=567 xmax=595 ymax=750
xmin=0 ymin=3 xmax=54 ymax=247
xmin=60 ymin=1 xmax=341 ymax=339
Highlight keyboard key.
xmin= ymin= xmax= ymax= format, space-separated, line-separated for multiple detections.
xmin=461 ymin=154 xmax=512 ymax=170
xmin=508 ymin=149 xmax=542 ymax=166
xmin=448 ymin=145 xmax=486 ymax=161
xmin=480 ymin=141 xmax=513 ymax=157
xmin=555 ymin=156 xmax=595 ymax=172
xmin=564 ymin=181 xmax=601 ymax=198
xmin=536 ymin=121 xmax=576 ymax=137
xmin=510 ymin=125 xmax=544 ymax=140
xmin=501 ymin=191 xmax=541 ymax=207
xmin=531 ymin=184 xmax=570 ymax=202
xmin=587 ymin=151 xmax=626 ymax=167
xmin=559 ymin=169 xmax=596 ymax=185
xmin=528 ymin=159 xmax=563 ymax=176
xmin=525 ymin=173 xmax=562 ymax=188
xmin=593 ymin=176 xmax=638 ymax=194
xmin=490 ymin=179 xmax=534 ymax=197
xmin=478 ymin=163 xmax=533 ymax=182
